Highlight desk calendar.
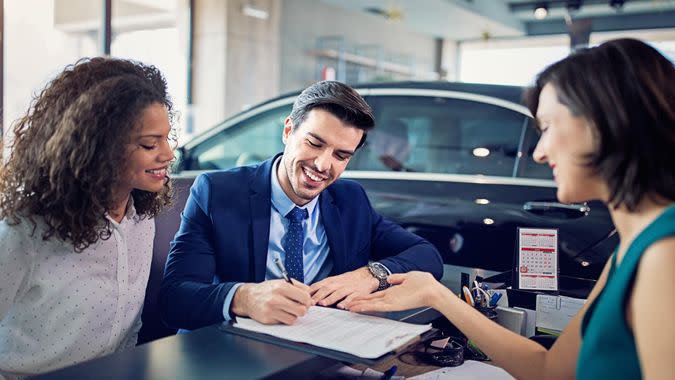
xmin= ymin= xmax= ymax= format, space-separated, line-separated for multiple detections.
xmin=517 ymin=227 xmax=558 ymax=291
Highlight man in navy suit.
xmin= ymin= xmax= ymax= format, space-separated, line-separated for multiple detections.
xmin=159 ymin=81 xmax=443 ymax=330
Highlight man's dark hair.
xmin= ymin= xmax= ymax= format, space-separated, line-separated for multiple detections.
xmin=289 ymin=81 xmax=375 ymax=149
xmin=525 ymin=38 xmax=675 ymax=211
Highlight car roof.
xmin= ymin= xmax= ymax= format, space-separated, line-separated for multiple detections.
xmin=182 ymin=81 xmax=529 ymax=149
xmin=357 ymin=81 xmax=526 ymax=104
xmin=256 ymin=80 xmax=527 ymax=109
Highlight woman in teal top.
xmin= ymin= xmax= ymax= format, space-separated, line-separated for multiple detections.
xmin=578 ymin=206 xmax=675 ymax=379
xmin=346 ymin=38 xmax=675 ymax=379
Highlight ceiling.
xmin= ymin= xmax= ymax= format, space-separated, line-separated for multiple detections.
xmin=318 ymin=0 xmax=675 ymax=41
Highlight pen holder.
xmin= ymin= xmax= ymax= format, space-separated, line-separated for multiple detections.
xmin=475 ymin=305 xmax=498 ymax=321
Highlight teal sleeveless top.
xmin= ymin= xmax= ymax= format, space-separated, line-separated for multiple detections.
xmin=577 ymin=205 xmax=675 ymax=379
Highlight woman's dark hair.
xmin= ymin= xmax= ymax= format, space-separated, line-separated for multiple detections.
xmin=0 ymin=57 xmax=175 ymax=251
xmin=525 ymin=38 xmax=675 ymax=211
xmin=289 ymin=80 xmax=375 ymax=149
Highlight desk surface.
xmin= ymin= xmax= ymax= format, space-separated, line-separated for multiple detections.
xmin=33 ymin=308 xmax=442 ymax=380
xmin=32 ymin=324 xmax=334 ymax=380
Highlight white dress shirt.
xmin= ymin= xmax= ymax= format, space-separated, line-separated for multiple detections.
xmin=221 ymin=157 xmax=333 ymax=320
xmin=0 ymin=203 xmax=153 ymax=379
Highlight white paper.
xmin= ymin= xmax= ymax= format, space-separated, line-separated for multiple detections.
xmin=535 ymin=295 xmax=585 ymax=332
xmin=518 ymin=228 xmax=558 ymax=291
xmin=408 ymin=360 xmax=515 ymax=380
xmin=233 ymin=306 xmax=431 ymax=359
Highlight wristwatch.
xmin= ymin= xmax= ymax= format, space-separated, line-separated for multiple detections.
xmin=367 ymin=262 xmax=391 ymax=291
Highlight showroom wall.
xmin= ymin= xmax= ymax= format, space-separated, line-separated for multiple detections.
xmin=190 ymin=0 xmax=442 ymax=136
xmin=192 ymin=0 xmax=281 ymax=134
xmin=193 ymin=0 xmax=280 ymax=134
xmin=225 ymin=0 xmax=281 ymax=118
xmin=279 ymin=0 xmax=438 ymax=93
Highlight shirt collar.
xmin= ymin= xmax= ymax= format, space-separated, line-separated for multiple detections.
xmin=105 ymin=196 xmax=138 ymax=226
xmin=271 ymin=156 xmax=318 ymax=217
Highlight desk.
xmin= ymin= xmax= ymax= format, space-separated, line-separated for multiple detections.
xmin=33 ymin=308 xmax=443 ymax=380
xmin=353 ymin=345 xmax=441 ymax=377
xmin=32 ymin=324 xmax=335 ymax=380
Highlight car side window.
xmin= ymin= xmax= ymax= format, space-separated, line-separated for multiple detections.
xmin=185 ymin=105 xmax=291 ymax=170
xmin=515 ymin=119 xmax=554 ymax=180
xmin=352 ymin=95 xmax=528 ymax=177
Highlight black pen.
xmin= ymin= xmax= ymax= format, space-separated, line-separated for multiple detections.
xmin=274 ymin=257 xmax=293 ymax=284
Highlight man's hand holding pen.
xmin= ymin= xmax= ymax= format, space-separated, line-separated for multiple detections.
xmin=230 ymin=278 xmax=313 ymax=325
xmin=227 ymin=258 xmax=310 ymax=325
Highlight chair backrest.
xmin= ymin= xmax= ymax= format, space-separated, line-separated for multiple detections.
xmin=138 ymin=176 xmax=194 ymax=344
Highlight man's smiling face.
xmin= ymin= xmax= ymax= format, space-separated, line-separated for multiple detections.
xmin=277 ymin=108 xmax=364 ymax=206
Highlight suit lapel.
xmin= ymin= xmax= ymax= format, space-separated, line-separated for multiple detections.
xmin=249 ymin=155 xmax=278 ymax=282
xmin=320 ymin=189 xmax=346 ymax=276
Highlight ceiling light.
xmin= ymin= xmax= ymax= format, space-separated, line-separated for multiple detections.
xmin=242 ymin=4 xmax=269 ymax=20
xmin=534 ymin=2 xmax=549 ymax=20
xmin=483 ymin=218 xmax=495 ymax=225
xmin=472 ymin=147 xmax=490 ymax=157
xmin=475 ymin=198 xmax=490 ymax=205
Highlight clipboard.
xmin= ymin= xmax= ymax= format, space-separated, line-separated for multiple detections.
xmin=219 ymin=322 xmax=439 ymax=365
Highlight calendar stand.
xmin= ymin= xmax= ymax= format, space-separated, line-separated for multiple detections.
xmin=512 ymin=227 xmax=560 ymax=292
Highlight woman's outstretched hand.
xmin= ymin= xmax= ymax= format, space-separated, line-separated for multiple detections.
xmin=346 ymin=271 xmax=447 ymax=313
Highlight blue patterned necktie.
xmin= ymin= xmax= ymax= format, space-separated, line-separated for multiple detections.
xmin=283 ymin=207 xmax=309 ymax=283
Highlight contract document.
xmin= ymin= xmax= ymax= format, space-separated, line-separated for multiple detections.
xmin=233 ymin=306 xmax=432 ymax=359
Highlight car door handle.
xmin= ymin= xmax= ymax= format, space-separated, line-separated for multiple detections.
xmin=523 ymin=201 xmax=590 ymax=219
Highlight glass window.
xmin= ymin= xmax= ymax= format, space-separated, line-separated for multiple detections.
xmin=4 ymin=0 xmax=100 ymax=158
xmin=591 ymin=30 xmax=675 ymax=64
xmin=111 ymin=1 xmax=188 ymax=142
xmin=185 ymin=105 xmax=290 ymax=170
xmin=459 ymin=35 xmax=570 ymax=86
xmin=515 ymin=120 xmax=554 ymax=180
xmin=650 ymin=40 xmax=675 ymax=63
xmin=351 ymin=96 xmax=528 ymax=177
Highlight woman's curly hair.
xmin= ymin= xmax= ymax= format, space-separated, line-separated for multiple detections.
xmin=0 ymin=57 xmax=175 ymax=252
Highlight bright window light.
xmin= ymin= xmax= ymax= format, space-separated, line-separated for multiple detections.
xmin=460 ymin=38 xmax=570 ymax=86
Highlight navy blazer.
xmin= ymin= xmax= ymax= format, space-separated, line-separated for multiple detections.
xmin=159 ymin=155 xmax=443 ymax=330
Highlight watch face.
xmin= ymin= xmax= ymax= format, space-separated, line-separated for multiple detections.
xmin=370 ymin=263 xmax=388 ymax=279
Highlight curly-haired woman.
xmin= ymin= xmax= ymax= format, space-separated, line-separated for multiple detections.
xmin=348 ymin=39 xmax=675 ymax=379
xmin=0 ymin=57 xmax=175 ymax=378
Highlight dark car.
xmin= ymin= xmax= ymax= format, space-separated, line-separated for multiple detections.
xmin=172 ymin=81 xmax=617 ymax=294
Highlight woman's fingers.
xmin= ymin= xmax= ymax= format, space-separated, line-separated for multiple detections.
xmin=348 ymin=299 xmax=396 ymax=313
xmin=350 ymin=289 xmax=388 ymax=303
xmin=346 ymin=292 xmax=393 ymax=310
xmin=387 ymin=273 xmax=406 ymax=285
